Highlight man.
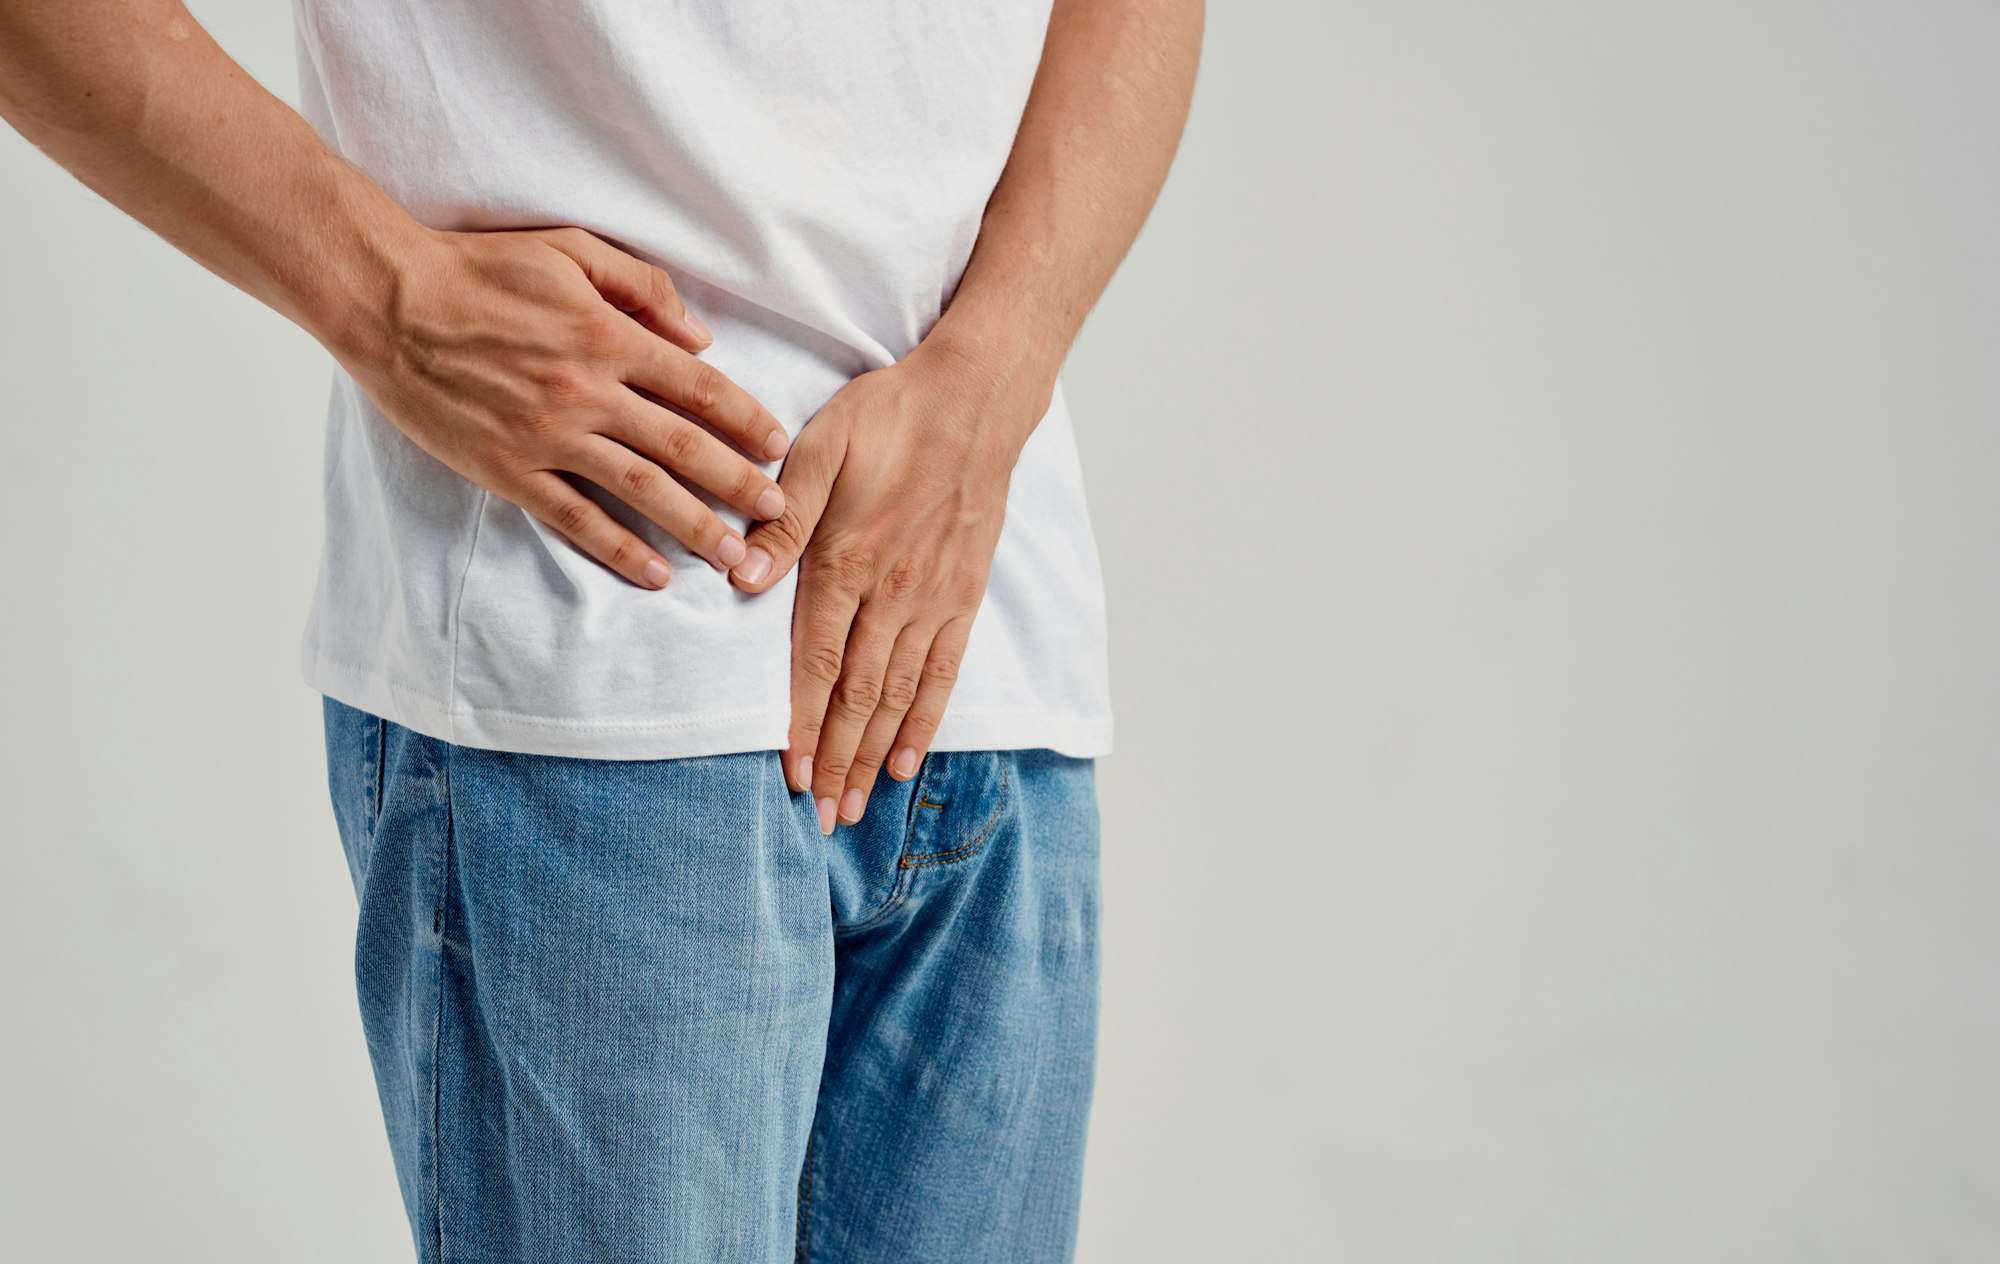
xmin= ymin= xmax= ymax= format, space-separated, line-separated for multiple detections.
xmin=0 ymin=0 xmax=1199 ymax=1257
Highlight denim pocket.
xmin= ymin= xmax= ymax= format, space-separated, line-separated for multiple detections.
xmin=322 ymin=697 xmax=388 ymax=893
xmin=362 ymin=713 xmax=387 ymax=834
xmin=898 ymin=752 xmax=1010 ymax=870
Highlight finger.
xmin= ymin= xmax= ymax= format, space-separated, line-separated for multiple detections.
xmin=516 ymin=470 xmax=674 ymax=590
xmin=733 ymin=421 xmax=849 ymax=593
xmin=785 ymin=545 xmax=866 ymax=804
xmin=571 ymin=437 xmax=745 ymax=571
xmin=602 ymin=394 xmax=785 ymax=522
xmin=625 ymin=339 xmax=790 ymax=463
xmin=841 ymin=621 xmax=935 ymax=820
xmin=886 ymin=615 xmax=973 ymax=778
xmin=535 ymin=227 xmax=712 ymax=353
xmin=811 ymin=608 xmax=902 ymax=833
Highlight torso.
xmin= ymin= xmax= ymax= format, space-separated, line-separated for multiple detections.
xmin=295 ymin=0 xmax=1112 ymax=759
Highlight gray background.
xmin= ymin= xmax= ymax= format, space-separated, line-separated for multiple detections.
xmin=4 ymin=1 xmax=1997 ymax=1259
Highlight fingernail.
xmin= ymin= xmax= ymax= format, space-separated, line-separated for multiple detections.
xmin=838 ymin=787 xmax=866 ymax=823
xmin=890 ymin=748 xmax=918 ymax=780
xmin=643 ymin=559 xmax=672 ymax=588
xmin=816 ymin=796 xmax=837 ymax=836
xmin=755 ymin=487 xmax=785 ymax=519
xmin=734 ymin=546 xmax=772 ymax=585
xmin=796 ymin=755 xmax=812 ymax=789
xmin=684 ymin=309 xmax=713 ymax=346
xmin=764 ymin=430 xmax=791 ymax=461
xmin=717 ymin=534 xmax=746 ymax=568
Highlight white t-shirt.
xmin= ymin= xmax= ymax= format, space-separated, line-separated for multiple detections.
xmin=293 ymin=0 xmax=1112 ymax=760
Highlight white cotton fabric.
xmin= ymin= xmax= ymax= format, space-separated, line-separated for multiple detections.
xmin=291 ymin=0 xmax=1112 ymax=760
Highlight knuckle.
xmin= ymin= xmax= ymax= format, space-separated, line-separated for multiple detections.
xmin=575 ymin=311 xmax=620 ymax=357
xmin=833 ymin=675 xmax=882 ymax=714
xmin=535 ymin=364 xmax=589 ymax=404
xmin=551 ymin=498 xmax=594 ymax=537
xmin=922 ymin=651 xmax=962 ymax=687
xmin=950 ymin=570 xmax=988 ymax=604
xmin=797 ymin=643 xmax=845 ymax=685
xmin=816 ymin=753 xmax=852 ymax=781
xmin=878 ymin=673 xmax=920 ymax=712
xmin=816 ymin=547 xmax=874 ymax=593
xmin=516 ymin=410 xmax=562 ymax=444
xmin=617 ymin=461 xmax=657 ymax=500
xmin=656 ymin=422 xmax=700 ymax=468
xmin=646 ymin=267 xmax=679 ymax=310
xmin=759 ymin=508 xmax=810 ymax=556
xmin=604 ymin=535 xmax=641 ymax=573
xmin=482 ymin=447 xmax=527 ymax=480
xmin=682 ymin=361 xmax=724 ymax=413
xmin=880 ymin=557 xmax=924 ymax=601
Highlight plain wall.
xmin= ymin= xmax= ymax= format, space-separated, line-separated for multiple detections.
xmin=4 ymin=1 xmax=1997 ymax=1259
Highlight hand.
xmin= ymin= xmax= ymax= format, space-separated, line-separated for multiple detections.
xmin=334 ymin=226 xmax=790 ymax=587
xmin=730 ymin=336 xmax=1050 ymax=833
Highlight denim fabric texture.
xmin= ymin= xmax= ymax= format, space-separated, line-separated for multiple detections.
xmin=322 ymin=698 xmax=1100 ymax=1263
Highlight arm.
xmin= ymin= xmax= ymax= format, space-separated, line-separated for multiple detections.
xmin=0 ymin=0 xmax=789 ymax=586
xmin=732 ymin=0 xmax=1204 ymax=832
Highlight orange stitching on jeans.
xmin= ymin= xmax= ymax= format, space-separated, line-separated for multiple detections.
xmin=899 ymin=762 xmax=1009 ymax=869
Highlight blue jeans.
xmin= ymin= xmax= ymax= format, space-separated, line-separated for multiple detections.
xmin=322 ymin=698 xmax=1100 ymax=1262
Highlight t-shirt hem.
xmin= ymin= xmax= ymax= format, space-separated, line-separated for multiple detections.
xmin=929 ymin=709 xmax=1114 ymax=760
xmin=302 ymin=645 xmax=1113 ymax=762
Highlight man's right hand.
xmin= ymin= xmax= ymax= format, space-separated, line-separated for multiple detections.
xmin=338 ymin=226 xmax=789 ymax=589
xmin=3 ymin=4 xmax=787 ymax=589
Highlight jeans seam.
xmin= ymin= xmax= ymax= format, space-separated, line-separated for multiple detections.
xmin=829 ymin=755 xmax=937 ymax=936
xmin=370 ymin=716 xmax=388 ymax=832
xmin=427 ymin=749 xmax=453 ymax=1263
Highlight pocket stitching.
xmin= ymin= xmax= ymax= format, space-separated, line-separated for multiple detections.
xmin=898 ymin=758 xmax=1010 ymax=870
xmin=367 ymin=716 xmax=388 ymax=833
xmin=829 ymin=757 xmax=934 ymax=936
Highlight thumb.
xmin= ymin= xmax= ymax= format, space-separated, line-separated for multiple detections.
xmin=731 ymin=421 xmax=845 ymax=593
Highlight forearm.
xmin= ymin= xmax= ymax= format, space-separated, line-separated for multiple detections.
xmin=0 ymin=0 xmax=435 ymax=360
xmin=928 ymin=0 xmax=1203 ymax=409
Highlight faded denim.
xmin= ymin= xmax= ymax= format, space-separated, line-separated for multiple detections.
xmin=322 ymin=698 xmax=1100 ymax=1262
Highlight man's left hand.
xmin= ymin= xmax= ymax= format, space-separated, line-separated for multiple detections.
xmin=730 ymin=336 xmax=1047 ymax=834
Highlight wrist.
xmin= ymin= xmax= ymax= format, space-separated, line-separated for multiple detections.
xmin=296 ymin=184 xmax=450 ymax=370
xmin=916 ymin=309 xmax=1068 ymax=450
